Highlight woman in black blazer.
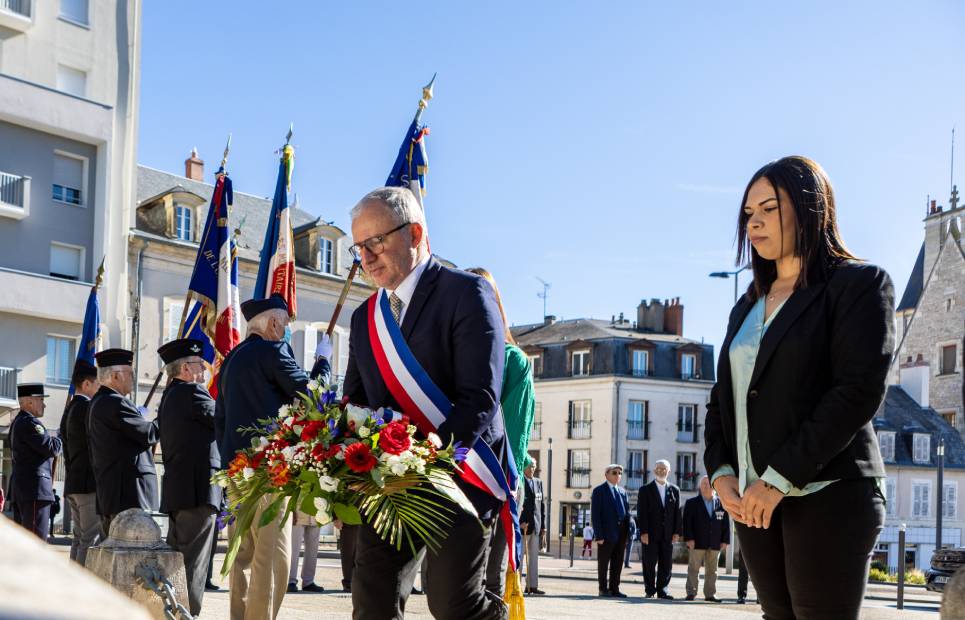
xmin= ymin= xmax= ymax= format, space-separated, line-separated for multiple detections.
xmin=704 ymin=156 xmax=894 ymax=619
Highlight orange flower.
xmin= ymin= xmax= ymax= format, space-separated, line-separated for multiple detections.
xmin=227 ymin=453 xmax=249 ymax=477
xmin=268 ymin=462 xmax=290 ymax=487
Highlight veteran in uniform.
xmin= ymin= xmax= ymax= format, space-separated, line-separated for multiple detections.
xmin=10 ymin=382 xmax=62 ymax=539
xmin=157 ymin=337 xmax=221 ymax=616
xmin=60 ymin=360 xmax=101 ymax=564
xmin=88 ymin=348 xmax=160 ymax=536
xmin=215 ymin=293 xmax=331 ymax=620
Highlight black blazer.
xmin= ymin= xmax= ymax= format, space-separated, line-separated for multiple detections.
xmin=636 ymin=481 xmax=681 ymax=542
xmin=590 ymin=482 xmax=630 ymax=543
xmin=159 ymin=379 xmax=222 ymax=513
xmin=343 ymin=256 xmax=508 ymax=518
xmin=10 ymin=410 xmax=62 ymax=503
xmin=704 ymin=262 xmax=894 ymax=489
xmin=88 ymin=386 xmax=160 ymax=515
xmin=682 ymin=495 xmax=730 ymax=550
xmin=63 ymin=394 xmax=97 ymax=495
xmin=520 ymin=476 xmax=544 ymax=534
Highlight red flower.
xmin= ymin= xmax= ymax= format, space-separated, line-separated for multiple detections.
xmin=344 ymin=442 xmax=378 ymax=473
xmin=311 ymin=443 xmax=341 ymax=461
xmin=250 ymin=451 xmax=266 ymax=468
xmin=379 ymin=422 xmax=412 ymax=455
xmin=300 ymin=421 xmax=325 ymax=442
xmin=268 ymin=462 xmax=290 ymax=487
xmin=227 ymin=453 xmax=249 ymax=477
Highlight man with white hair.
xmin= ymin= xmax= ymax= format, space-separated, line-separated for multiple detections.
xmin=88 ymin=348 xmax=160 ymax=538
xmin=343 ymin=186 xmax=510 ymax=619
xmin=9 ymin=382 xmax=62 ymax=539
xmin=636 ymin=458 xmax=681 ymax=599
xmin=214 ymin=293 xmax=331 ymax=620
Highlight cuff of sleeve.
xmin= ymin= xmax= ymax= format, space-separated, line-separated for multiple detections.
xmin=761 ymin=467 xmax=793 ymax=495
xmin=711 ymin=466 xmax=736 ymax=486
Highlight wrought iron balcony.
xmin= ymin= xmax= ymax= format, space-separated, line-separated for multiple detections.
xmin=0 ymin=171 xmax=30 ymax=219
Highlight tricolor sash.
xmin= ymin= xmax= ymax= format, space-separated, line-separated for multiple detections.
xmin=367 ymin=289 xmax=523 ymax=572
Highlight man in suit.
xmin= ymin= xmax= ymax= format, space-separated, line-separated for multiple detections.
xmin=682 ymin=475 xmax=729 ymax=602
xmin=637 ymin=459 xmax=681 ymax=599
xmin=9 ymin=383 xmax=62 ymax=539
xmin=88 ymin=348 xmax=159 ymax=537
xmin=591 ymin=464 xmax=631 ymax=598
xmin=157 ymin=338 xmax=222 ymax=616
xmin=61 ymin=360 xmax=101 ymax=564
xmin=215 ymin=294 xmax=331 ymax=620
xmin=343 ymin=186 xmax=509 ymax=620
xmin=520 ymin=458 xmax=545 ymax=595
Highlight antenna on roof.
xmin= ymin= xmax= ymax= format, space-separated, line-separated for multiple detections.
xmin=536 ymin=276 xmax=551 ymax=318
xmin=952 ymin=127 xmax=956 ymax=197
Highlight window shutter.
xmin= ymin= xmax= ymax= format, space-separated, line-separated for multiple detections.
xmin=53 ymin=154 xmax=83 ymax=191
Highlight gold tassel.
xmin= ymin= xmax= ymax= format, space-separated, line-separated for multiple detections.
xmin=503 ymin=567 xmax=527 ymax=619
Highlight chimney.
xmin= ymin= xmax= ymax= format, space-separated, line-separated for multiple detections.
xmin=899 ymin=355 xmax=930 ymax=407
xmin=543 ymin=315 xmax=557 ymax=326
xmin=663 ymin=297 xmax=684 ymax=336
xmin=185 ymin=147 xmax=204 ymax=181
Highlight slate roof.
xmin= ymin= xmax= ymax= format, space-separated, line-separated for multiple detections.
xmin=873 ymin=385 xmax=965 ymax=468
xmin=512 ymin=318 xmax=697 ymax=346
xmin=896 ymin=243 xmax=925 ymax=313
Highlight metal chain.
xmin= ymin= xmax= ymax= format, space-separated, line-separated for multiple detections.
xmin=134 ymin=562 xmax=194 ymax=620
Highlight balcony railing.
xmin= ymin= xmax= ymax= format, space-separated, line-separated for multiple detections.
xmin=679 ymin=476 xmax=697 ymax=492
xmin=0 ymin=366 xmax=18 ymax=405
xmin=1 ymin=0 xmax=30 ymax=18
xmin=676 ymin=422 xmax=701 ymax=443
xmin=0 ymin=171 xmax=30 ymax=219
xmin=567 ymin=468 xmax=591 ymax=488
xmin=627 ymin=421 xmax=649 ymax=440
xmin=568 ymin=422 xmax=591 ymax=439
xmin=625 ymin=470 xmax=648 ymax=491
xmin=630 ymin=368 xmax=650 ymax=377
xmin=530 ymin=420 xmax=542 ymax=441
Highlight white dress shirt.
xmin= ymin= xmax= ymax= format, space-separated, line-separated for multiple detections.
xmin=655 ymin=480 xmax=667 ymax=505
xmin=386 ymin=255 xmax=430 ymax=324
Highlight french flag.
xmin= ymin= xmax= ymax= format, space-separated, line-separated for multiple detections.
xmin=254 ymin=144 xmax=297 ymax=317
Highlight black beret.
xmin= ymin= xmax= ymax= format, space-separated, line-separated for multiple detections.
xmin=71 ymin=360 xmax=98 ymax=384
xmin=17 ymin=383 xmax=49 ymax=398
xmin=158 ymin=338 xmax=205 ymax=365
xmin=240 ymin=293 xmax=289 ymax=322
xmin=94 ymin=348 xmax=134 ymax=368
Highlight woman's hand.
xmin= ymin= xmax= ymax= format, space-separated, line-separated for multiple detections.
xmin=740 ymin=480 xmax=785 ymax=529
xmin=713 ymin=475 xmax=745 ymax=525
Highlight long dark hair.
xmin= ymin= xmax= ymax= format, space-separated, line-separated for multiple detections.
xmin=736 ymin=155 xmax=858 ymax=300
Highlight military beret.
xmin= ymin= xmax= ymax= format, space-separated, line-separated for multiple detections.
xmin=71 ymin=360 xmax=98 ymax=383
xmin=17 ymin=383 xmax=49 ymax=398
xmin=158 ymin=338 xmax=205 ymax=364
xmin=241 ymin=293 xmax=289 ymax=322
xmin=94 ymin=348 xmax=134 ymax=368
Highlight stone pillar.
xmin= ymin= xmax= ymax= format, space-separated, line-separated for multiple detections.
xmin=86 ymin=508 xmax=189 ymax=620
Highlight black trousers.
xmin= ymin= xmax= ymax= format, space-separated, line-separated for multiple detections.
xmin=737 ymin=477 xmax=884 ymax=620
xmin=167 ymin=506 xmax=217 ymax=616
xmin=13 ymin=500 xmax=51 ymax=540
xmin=737 ymin=550 xmax=749 ymax=599
xmin=597 ymin=520 xmax=628 ymax=593
xmin=340 ymin=524 xmax=359 ymax=589
xmin=351 ymin=503 xmax=507 ymax=620
xmin=642 ymin=536 xmax=673 ymax=595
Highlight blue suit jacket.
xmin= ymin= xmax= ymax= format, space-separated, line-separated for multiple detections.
xmin=591 ymin=482 xmax=630 ymax=544
xmin=343 ymin=256 xmax=508 ymax=518
xmin=10 ymin=410 xmax=62 ymax=503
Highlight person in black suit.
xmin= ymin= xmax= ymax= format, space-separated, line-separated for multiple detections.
xmin=9 ymin=383 xmax=62 ymax=540
xmin=343 ymin=187 xmax=509 ymax=620
xmin=637 ymin=459 xmax=681 ymax=599
xmin=214 ymin=294 xmax=331 ymax=620
xmin=590 ymin=464 xmax=631 ymax=598
xmin=61 ymin=360 xmax=101 ymax=564
xmin=704 ymin=156 xmax=892 ymax=619
xmin=88 ymin=348 xmax=159 ymax=537
xmin=157 ymin=338 xmax=222 ymax=616
xmin=519 ymin=459 xmax=545 ymax=595
xmin=682 ymin=476 xmax=729 ymax=602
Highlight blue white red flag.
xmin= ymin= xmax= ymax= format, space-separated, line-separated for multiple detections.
xmin=254 ymin=145 xmax=297 ymax=316
xmin=385 ymin=119 xmax=429 ymax=208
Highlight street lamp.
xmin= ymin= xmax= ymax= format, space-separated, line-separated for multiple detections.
xmin=709 ymin=264 xmax=750 ymax=304
xmin=937 ymin=437 xmax=945 ymax=551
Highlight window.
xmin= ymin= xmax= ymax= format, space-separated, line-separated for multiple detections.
xmin=885 ymin=477 xmax=897 ymax=517
xmin=319 ymin=237 xmax=334 ymax=274
xmin=528 ymin=354 xmax=542 ymax=378
xmin=677 ymin=404 xmax=698 ymax=442
xmin=60 ymin=0 xmax=89 ymax=24
xmin=572 ymin=350 xmax=590 ymax=376
xmin=166 ymin=299 xmax=185 ymax=341
xmin=631 ymin=349 xmax=650 ymax=376
xmin=912 ymin=481 xmax=931 ymax=518
xmin=530 ymin=402 xmax=542 ymax=441
xmin=567 ymin=449 xmax=591 ymax=488
xmin=174 ymin=205 xmax=193 ymax=241
xmin=568 ymin=400 xmax=592 ymax=439
xmin=676 ymin=452 xmax=698 ymax=491
xmin=941 ymin=345 xmax=957 ymax=375
xmin=947 ymin=298 xmax=955 ymax=313
xmin=913 ymin=433 xmax=931 ymax=464
xmin=941 ymin=411 xmax=957 ymax=427
xmin=56 ymin=64 xmax=87 ymax=97
xmin=46 ymin=336 xmax=76 ymax=385
xmin=627 ymin=400 xmax=649 ymax=440
xmin=944 ymin=482 xmax=958 ymax=520
xmin=878 ymin=431 xmax=896 ymax=462
xmin=681 ymin=353 xmax=697 ymax=379
xmin=52 ymin=153 xmax=84 ymax=206
xmin=626 ymin=450 xmax=647 ymax=491
xmin=49 ymin=242 xmax=83 ymax=280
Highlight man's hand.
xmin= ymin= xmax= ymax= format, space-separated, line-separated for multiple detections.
xmin=595 ymin=539 xmax=605 ymax=546
xmin=713 ymin=475 xmax=745 ymax=525
xmin=315 ymin=334 xmax=333 ymax=360
xmin=740 ymin=479 xmax=785 ymax=529
xmin=686 ymin=540 xmax=695 ymax=550
xmin=640 ymin=533 xmax=649 ymax=546
xmin=333 ymin=518 xmax=343 ymax=530
xmin=720 ymin=543 xmax=728 ymax=551
xmin=521 ymin=523 xmax=529 ymax=535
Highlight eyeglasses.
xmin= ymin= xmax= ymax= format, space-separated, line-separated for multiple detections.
xmin=349 ymin=222 xmax=410 ymax=260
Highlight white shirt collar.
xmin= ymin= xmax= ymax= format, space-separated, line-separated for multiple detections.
xmin=386 ymin=255 xmax=431 ymax=322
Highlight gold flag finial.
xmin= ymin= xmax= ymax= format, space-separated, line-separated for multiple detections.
xmin=94 ymin=256 xmax=106 ymax=288
xmin=419 ymin=73 xmax=436 ymax=111
xmin=218 ymin=133 xmax=232 ymax=175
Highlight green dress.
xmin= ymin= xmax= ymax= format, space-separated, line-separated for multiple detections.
xmin=500 ymin=343 xmax=536 ymax=474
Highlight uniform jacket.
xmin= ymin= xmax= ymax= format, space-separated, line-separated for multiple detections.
xmin=590 ymin=482 xmax=630 ymax=544
xmin=682 ymin=495 xmax=730 ymax=550
xmin=520 ymin=476 xmax=544 ymax=534
xmin=158 ymin=379 xmax=222 ymax=513
xmin=88 ymin=385 xmax=160 ymax=515
xmin=62 ymin=394 xmax=97 ymax=495
xmin=10 ymin=410 xmax=62 ymax=503
xmin=636 ymin=481 xmax=681 ymax=542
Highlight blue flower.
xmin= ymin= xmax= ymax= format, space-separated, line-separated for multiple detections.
xmin=453 ymin=441 xmax=470 ymax=463
xmin=328 ymin=418 xmax=340 ymax=439
xmin=321 ymin=390 xmax=337 ymax=406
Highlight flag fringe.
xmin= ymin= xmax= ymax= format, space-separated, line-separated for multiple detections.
xmin=503 ymin=568 xmax=526 ymax=619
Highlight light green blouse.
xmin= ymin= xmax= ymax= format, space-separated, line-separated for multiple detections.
xmin=712 ymin=297 xmax=836 ymax=497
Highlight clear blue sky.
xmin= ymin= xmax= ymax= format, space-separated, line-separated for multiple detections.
xmin=138 ymin=2 xmax=965 ymax=355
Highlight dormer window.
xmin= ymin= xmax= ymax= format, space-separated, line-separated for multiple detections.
xmin=877 ymin=431 xmax=895 ymax=462
xmin=174 ymin=204 xmax=193 ymax=241
xmin=319 ymin=237 xmax=334 ymax=274
xmin=681 ymin=354 xmax=696 ymax=379
xmin=913 ymin=433 xmax=931 ymax=464
xmin=572 ymin=350 xmax=590 ymax=376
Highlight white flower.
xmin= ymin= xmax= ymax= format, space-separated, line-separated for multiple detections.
xmin=390 ymin=461 xmax=408 ymax=476
xmin=257 ymin=437 xmax=269 ymax=449
xmin=358 ymin=426 xmax=371 ymax=438
xmin=242 ymin=467 xmax=255 ymax=480
xmin=313 ymin=497 xmax=333 ymax=525
xmin=307 ymin=379 xmax=320 ymax=393
xmin=278 ymin=404 xmax=291 ymax=418
xmin=318 ymin=475 xmax=338 ymax=493
xmin=407 ymin=425 xmax=417 ymax=435
xmin=281 ymin=446 xmax=296 ymax=462
xmin=427 ymin=432 xmax=443 ymax=449
xmin=216 ymin=477 xmax=228 ymax=488
xmin=346 ymin=404 xmax=371 ymax=430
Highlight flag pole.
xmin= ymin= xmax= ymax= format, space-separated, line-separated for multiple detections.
xmin=414 ymin=73 xmax=435 ymax=125
xmin=325 ymin=260 xmax=361 ymax=338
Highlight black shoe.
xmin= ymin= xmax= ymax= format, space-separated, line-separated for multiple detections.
xmin=736 ymin=597 xmax=746 ymax=604
xmin=645 ymin=592 xmax=656 ymax=599
xmin=530 ymin=588 xmax=546 ymax=595
xmin=343 ymin=585 xmax=352 ymax=593
xmin=411 ymin=587 xmax=424 ymax=595
xmin=286 ymin=582 xmax=298 ymax=593
xmin=611 ymin=590 xmax=628 ymax=598
xmin=685 ymin=594 xmax=695 ymax=601
xmin=705 ymin=596 xmax=722 ymax=603
xmin=599 ymin=590 xmax=612 ymax=597
xmin=657 ymin=592 xmax=674 ymax=600
xmin=624 ymin=563 xmax=631 ymax=568
xmin=302 ymin=582 xmax=324 ymax=593
xmin=204 ymin=581 xmax=220 ymax=592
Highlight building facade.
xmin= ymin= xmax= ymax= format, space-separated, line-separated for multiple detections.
xmin=512 ymin=298 xmax=715 ymax=541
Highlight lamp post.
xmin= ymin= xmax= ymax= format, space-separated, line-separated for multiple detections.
xmin=937 ymin=437 xmax=945 ymax=551
xmin=709 ymin=265 xmax=750 ymax=304
xmin=546 ymin=437 xmax=553 ymax=552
